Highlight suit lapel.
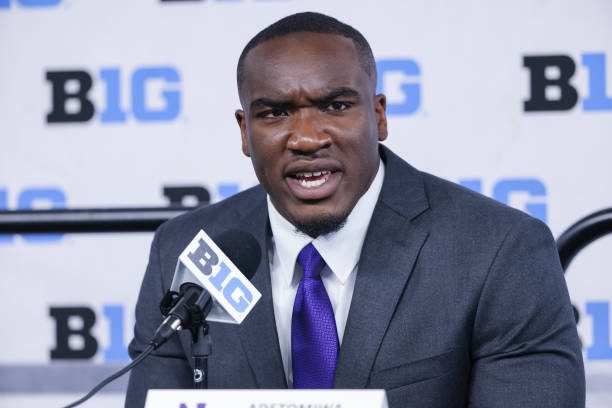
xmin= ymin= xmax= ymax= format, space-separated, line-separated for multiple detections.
xmin=335 ymin=146 xmax=430 ymax=388
xmin=230 ymin=146 xmax=429 ymax=389
xmin=236 ymin=198 xmax=288 ymax=388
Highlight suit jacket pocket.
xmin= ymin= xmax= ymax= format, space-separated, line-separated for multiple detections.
xmin=368 ymin=349 xmax=461 ymax=390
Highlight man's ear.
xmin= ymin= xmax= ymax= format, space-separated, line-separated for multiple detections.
xmin=374 ymin=94 xmax=388 ymax=142
xmin=235 ymin=109 xmax=251 ymax=157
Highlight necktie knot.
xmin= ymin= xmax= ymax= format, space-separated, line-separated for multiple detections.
xmin=297 ymin=243 xmax=326 ymax=279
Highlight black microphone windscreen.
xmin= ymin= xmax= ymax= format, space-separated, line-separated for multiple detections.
xmin=213 ymin=229 xmax=261 ymax=280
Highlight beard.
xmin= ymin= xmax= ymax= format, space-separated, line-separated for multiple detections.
xmin=293 ymin=212 xmax=348 ymax=238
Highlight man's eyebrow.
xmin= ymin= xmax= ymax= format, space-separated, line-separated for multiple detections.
xmin=314 ymin=87 xmax=360 ymax=104
xmin=250 ymin=98 xmax=294 ymax=111
xmin=249 ymin=88 xmax=360 ymax=111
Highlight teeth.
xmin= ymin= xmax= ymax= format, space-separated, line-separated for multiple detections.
xmin=295 ymin=170 xmax=330 ymax=178
xmin=293 ymin=171 xmax=332 ymax=188
xmin=298 ymin=178 xmax=327 ymax=188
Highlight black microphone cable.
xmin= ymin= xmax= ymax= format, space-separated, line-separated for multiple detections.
xmin=62 ymin=229 xmax=262 ymax=408
xmin=62 ymin=283 xmax=204 ymax=408
xmin=62 ymin=343 xmax=155 ymax=408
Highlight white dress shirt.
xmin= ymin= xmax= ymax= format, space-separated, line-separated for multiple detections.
xmin=267 ymin=161 xmax=385 ymax=387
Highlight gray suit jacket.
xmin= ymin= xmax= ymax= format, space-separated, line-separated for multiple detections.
xmin=125 ymin=146 xmax=584 ymax=407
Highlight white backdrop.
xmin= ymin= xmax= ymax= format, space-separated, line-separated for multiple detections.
xmin=1 ymin=0 xmax=611 ymax=406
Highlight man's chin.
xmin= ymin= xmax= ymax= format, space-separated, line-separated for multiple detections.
xmin=293 ymin=214 xmax=348 ymax=238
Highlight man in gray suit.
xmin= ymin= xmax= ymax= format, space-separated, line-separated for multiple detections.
xmin=126 ymin=12 xmax=584 ymax=407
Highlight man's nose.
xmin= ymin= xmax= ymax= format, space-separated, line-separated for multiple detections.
xmin=286 ymin=110 xmax=331 ymax=153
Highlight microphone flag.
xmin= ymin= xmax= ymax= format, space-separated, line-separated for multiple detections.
xmin=171 ymin=229 xmax=262 ymax=324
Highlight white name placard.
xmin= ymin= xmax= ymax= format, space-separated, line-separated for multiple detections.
xmin=145 ymin=389 xmax=389 ymax=408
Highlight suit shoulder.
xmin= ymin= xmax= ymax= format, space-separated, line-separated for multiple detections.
xmin=156 ymin=184 xmax=266 ymax=243
xmin=419 ymin=171 xmax=548 ymax=237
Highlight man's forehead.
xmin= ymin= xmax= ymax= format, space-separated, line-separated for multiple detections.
xmin=248 ymin=32 xmax=354 ymax=56
xmin=239 ymin=32 xmax=372 ymax=102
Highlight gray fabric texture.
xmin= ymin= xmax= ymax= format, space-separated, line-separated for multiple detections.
xmin=125 ymin=145 xmax=585 ymax=408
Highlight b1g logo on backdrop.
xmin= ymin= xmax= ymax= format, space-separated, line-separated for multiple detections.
xmin=0 ymin=187 xmax=66 ymax=244
xmin=586 ymin=302 xmax=612 ymax=360
xmin=0 ymin=0 xmax=61 ymax=8
xmin=49 ymin=304 xmax=131 ymax=362
xmin=163 ymin=183 xmax=241 ymax=207
xmin=376 ymin=59 xmax=421 ymax=116
xmin=458 ymin=178 xmax=547 ymax=223
xmin=46 ymin=66 xmax=181 ymax=124
xmin=524 ymin=53 xmax=612 ymax=112
xmin=159 ymin=0 xmax=289 ymax=3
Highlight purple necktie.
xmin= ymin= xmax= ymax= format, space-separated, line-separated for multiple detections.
xmin=291 ymin=243 xmax=339 ymax=389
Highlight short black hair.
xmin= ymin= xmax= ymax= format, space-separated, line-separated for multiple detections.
xmin=236 ymin=12 xmax=376 ymax=93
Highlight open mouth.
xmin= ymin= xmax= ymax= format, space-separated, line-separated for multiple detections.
xmin=286 ymin=169 xmax=341 ymax=200
xmin=292 ymin=170 xmax=332 ymax=188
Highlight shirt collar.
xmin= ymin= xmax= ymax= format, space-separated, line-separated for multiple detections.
xmin=267 ymin=160 xmax=385 ymax=286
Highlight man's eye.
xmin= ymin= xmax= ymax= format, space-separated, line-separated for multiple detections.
xmin=259 ymin=109 xmax=288 ymax=118
xmin=325 ymin=101 xmax=351 ymax=112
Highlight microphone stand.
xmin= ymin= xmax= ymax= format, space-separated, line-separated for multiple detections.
xmin=162 ymin=285 xmax=213 ymax=389
xmin=191 ymin=323 xmax=212 ymax=389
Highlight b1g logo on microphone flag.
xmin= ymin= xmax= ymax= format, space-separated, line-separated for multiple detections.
xmin=175 ymin=230 xmax=261 ymax=324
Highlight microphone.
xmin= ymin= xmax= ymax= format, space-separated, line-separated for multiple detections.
xmin=63 ymin=229 xmax=261 ymax=408
xmin=151 ymin=229 xmax=261 ymax=348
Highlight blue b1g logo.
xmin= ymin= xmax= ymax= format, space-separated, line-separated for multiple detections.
xmin=376 ymin=59 xmax=421 ymax=116
xmin=586 ymin=301 xmax=612 ymax=360
xmin=459 ymin=178 xmax=547 ymax=222
xmin=0 ymin=187 xmax=66 ymax=243
xmin=186 ymin=236 xmax=254 ymax=314
xmin=50 ymin=304 xmax=130 ymax=362
xmin=46 ymin=66 xmax=181 ymax=124
xmin=0 ymin=0 xmax=61 ymax=8
xmin=524 ymin=52 xmax=612 ymax=112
